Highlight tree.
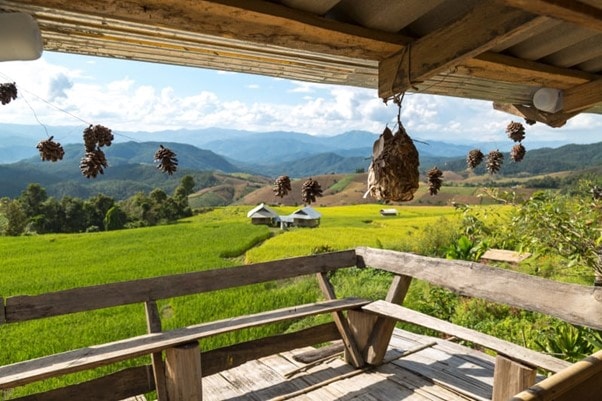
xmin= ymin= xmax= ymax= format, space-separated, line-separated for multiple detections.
xmin=1 ymin=198 xmax=27 ymax=236
xmin=174 ymin=175 xmax=195 ymax=198
xmin=104 ymin=205 xmax=127 ymax=231
xmin=18 ymin=183 xmax=48 ymax=218
xmin=510 ymin=185 xmax=602 ymax=285
xmin=61 ymin=196 xmax=87 ymax=233
xmin=84 ymin=194 xmax=115 ymax=230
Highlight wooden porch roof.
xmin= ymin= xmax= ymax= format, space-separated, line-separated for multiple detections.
xmin=0 ymin=0 xmax=601 ymax=129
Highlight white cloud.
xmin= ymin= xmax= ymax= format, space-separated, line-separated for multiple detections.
xmin=1 ymin=56 xmax=601 ymax=145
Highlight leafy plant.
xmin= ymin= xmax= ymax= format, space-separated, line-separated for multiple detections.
xmin=534 ymin=324 xmax=602 ymax=362
xmin=445 ymin=235 xmax=487 ymax=262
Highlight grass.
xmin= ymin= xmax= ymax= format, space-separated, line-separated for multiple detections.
xmin=0 ymin=204 xmax=485 ymax=398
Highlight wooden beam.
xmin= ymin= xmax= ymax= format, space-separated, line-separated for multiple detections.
xmin=362 ymin=300 xmax=571 ymax=373
xmin=0 ymin=298 xmax=369 ymax=389
xmin=4 ymin=250 xmax=357 ymax=322
xmin=355 ymin=247 xmax=602 ymax=331
xmin=511 ymin=349 xmax=602 ymax=401
xmin=463 ymin=52 xmax=598 ymax=88
xmin=492 ymin=355 xmax=536 ymax=401
xmin=563 ymin=78 xmax=602 ymax=113
xmin=379 ymin=1 xmax=544 ymax=98
xmin=145 ymin=301 xmax=168 ymax=401
xmin=9 ymin=0 xmax=408 ymax=60
xmin=316 ymin=272 xmax=365 ymax=368
xmin=492 ymin=102 xmax=578 ymax=127
xmin=164 ymin=342 xmax=202 ymax=401
xmin=364 ymin=274 xmax=413 ymax=364
xmin=502 ymin=0 xmax=602 ymax=32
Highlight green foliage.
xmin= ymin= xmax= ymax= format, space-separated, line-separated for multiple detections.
xmin=535 ymin=324 xmax=602 ymax=362
xmin=510 ymin=186 xmax=601 ymax=275
xmin=445 ymin=235 xmax=487 ymax=261
xmin=104 ymin=206 xmax=127 ymax=231
xmin=328 ymin=175 xmax=355 ymax=193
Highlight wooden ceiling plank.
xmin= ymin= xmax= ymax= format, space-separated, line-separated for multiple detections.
xmin=378 ymin=1 xmax=545 ymax=99
xmin=501 ymin=0 xmax=602 ymax=32
xmin=563 ymin=78 xmax=602 ymax=112
xmin=7 ymin=0 xmax=409 ymax=60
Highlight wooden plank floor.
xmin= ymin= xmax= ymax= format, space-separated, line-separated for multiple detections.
xmin=202 ymin=328 xmax=497 ymax=401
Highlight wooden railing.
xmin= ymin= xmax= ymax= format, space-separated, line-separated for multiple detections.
xmin=1 ymin=248 xmax=601 ymax=401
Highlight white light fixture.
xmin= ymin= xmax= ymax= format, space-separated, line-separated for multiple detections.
xmin=532 ymin=87 xmax=563 ymax=113
xmin=0 ymin=12 xmax=43 ymax=61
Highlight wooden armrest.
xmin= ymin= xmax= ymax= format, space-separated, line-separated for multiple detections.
xmin=0 ymin=297 xmax=369 ymax=389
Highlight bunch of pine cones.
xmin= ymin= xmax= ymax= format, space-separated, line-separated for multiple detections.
xmin=36 ymin=136 xmax=65 ymax=162
xmin=427 ymin=167 xmax=443 ymax=195
xmin=80 ymin=124 xmax=114 ymax=178
xmin=154 ymin=145 xmax=178 ymax=175
xmin=302 ymin=178 xmax=322 ymax=205
xmin=273 ymin=175 xmax=292 ymax=198
xmin=0 ymin=82 xmax=17 ymax=105
xmin=507 ymin=121 xmax=527 ymax=162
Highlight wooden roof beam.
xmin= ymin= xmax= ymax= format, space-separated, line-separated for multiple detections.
xmin=493 ymin=102 xmax=578 ymax=127
xmin=378 ymin=1 xmax=546 ymax=99
xmin=501 ymin=0 xmax=602 ymax=32
xmin=563 ymin=78 xmax=602 ymax=113
xmin=6 ymin=0 xmax=409 ymax=60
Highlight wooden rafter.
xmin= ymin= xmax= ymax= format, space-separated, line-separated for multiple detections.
xmin=492 ymin=102 xmax=578 ymax=127
xmin=5 ymin=0 xmax=408 ymax=60
xmin=378 ymin=1 xmax=546 ymax=99
xmin=502 ymin=0 xmax=602 ymax=32
xmin=563 ymin=78 xmax=602 ymax=113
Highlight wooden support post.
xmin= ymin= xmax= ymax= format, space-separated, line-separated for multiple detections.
xmin=145 ymin=301 xmax=168 ymax=401
xmin=165 ymin=342 xmax=203 ymax=401
xmin=492 ymin=354 xmax=536 ymax=401
xmin=365 ymin=274 xmax=412 ymax=364
xmin=316 ymin=272 xmax=365 ymax=368
xmin=0 ymin=297 xmax=5 ymax=324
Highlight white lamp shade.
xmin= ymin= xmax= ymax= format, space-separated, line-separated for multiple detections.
xmin=532 ymin=87 xmax=563 ymax=113
xmin=0 ymin=12 xmax=43 ymax=61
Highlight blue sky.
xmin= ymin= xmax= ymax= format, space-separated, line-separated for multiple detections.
xmin=1 ymin=51 xmax=601 ymax=146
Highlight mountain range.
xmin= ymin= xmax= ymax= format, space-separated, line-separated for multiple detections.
xmin=0 ymin=123 xmax=600 ymax=200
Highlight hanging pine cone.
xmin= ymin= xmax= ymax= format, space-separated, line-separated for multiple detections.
xmin=506 ymin=121 xmax=526 ymax=143
xmin=301 ymin=177 xmax=322 ymax=205
xmin=0 ymin=82 xmax=18 ymax=105
xmin=83 ymin=125 xmax=97 ymax=152
xmin=154 ymin=145 xmax=178 ymax=175
xmin=510 ymin=143 xmax=526 ymax=162
xmin=486 ymin=150 xmax=504 ymax=174
xmin=427 ymin=167 xmax=443 ymax=196
xmin=36 ymin=136 xmax=65 ymax=162
xmin=466 ymin=149 xmax=484 ymax=169
xmin=273 ymin=175 xmax=292 ymax=198
xmin=80 ymin=149 xmax=108 ymax=178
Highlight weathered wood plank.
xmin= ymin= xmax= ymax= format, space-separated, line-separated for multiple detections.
xmin=492 ymin=102 xmax=577 ymax=128
xmin=563 ymin=78 xmax=602 ymax=113
xmin=480 ymin=249 xmax=531 ymax=264
xmin=363 ymin=300 xmax=571 ymax=373
xmin=201 ymin=323 xmax=340 ymax=377
xmin=501 ymin=0 xmax=602 ymax=32
xmin=378 ymin=2 xmax=544 ymax=98
xmin=5 ymin=250 xmax=357 ymax=322
xmin=164 ymin=342 xmax=202 ymax=401
xmin=10 ymin=366 xmax=153 ymax=401
xmin=356 ymin=247 xmax=602 ymax=330
xmin=144 ymin=301 xmax=167 ymax=401
xmin=0 ymin=298 xmax=368 ymax=389
xmin=492 ymin=355 xmax=536 ymax=401
xmin=11 ymin=0 xmax=408 ymax=60
xmin=364 ymin=274 xmax=413 ymax=364
xmin=511 ymin=349 xmax=602 ymax=401
xmin=316 ymin=272 xmax=364 ymax=368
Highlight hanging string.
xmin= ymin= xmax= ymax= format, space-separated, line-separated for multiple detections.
xmin=0 ymin=71 xmax=139 ymax=143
